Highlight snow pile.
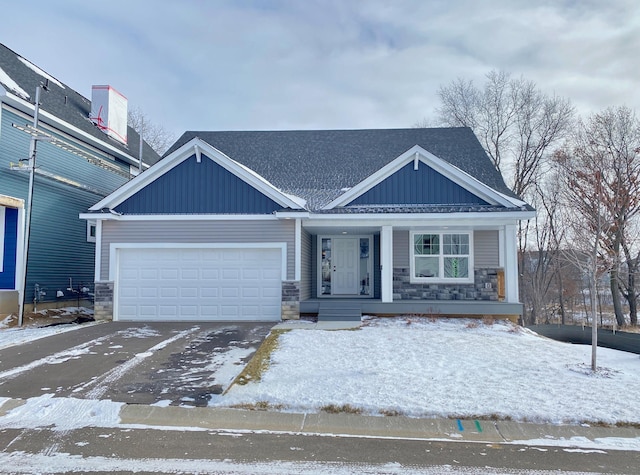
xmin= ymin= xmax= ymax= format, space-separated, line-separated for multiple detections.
xmin=217 ymin=318 xmax=640 ymax=425
xmin=0 ymin=65 xmax=30 ymax=99
xmin=0 ymin=322 xmax=96 ymax=350
xmin=0 ymin=394 xmax=122 ymax=431
xmin=17 ymin=56 xmax=65 ymax=88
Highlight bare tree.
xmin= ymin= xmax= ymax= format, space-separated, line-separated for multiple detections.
xmin=555 ymin=152 xmax=612 ymax=370
xmin=436 ymin=70 xmax=574 ymax=198
xmin=520 ymin=171 xmax=567 ymax=325
xmin=620 ymin=221 xmax=640 ymax=325
xmin=555 ymin=107 xmax=640 ymax=328
xmin=128 ymin=106 xmax=176 ymax=156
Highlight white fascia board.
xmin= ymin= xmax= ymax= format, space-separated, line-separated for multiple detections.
xmin=324 ymin=145 xmax=516 ymax=209
xmin=80 ymin=212 xmax=279 ymax=221
xmin=305 ymin=210 xmax=535 ymax=227
xmin=79 ymin=213 xmax=116 ymax=221
xmin=1 ymin=93 xmax=143 ymax=167
xmin=275 ymin=211 xmax=310 ymax=219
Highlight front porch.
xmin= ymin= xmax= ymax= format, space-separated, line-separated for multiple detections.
xmin=294 ymin=222 xmax=524 ymax=323
xmin=300 ymin=298 xmax=522 ymax=323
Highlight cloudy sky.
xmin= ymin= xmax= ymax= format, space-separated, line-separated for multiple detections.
xmin=2 ymin=0 xmax=638 ymax=138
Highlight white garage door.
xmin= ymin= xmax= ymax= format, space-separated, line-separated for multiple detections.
xmin=116 ymin=247 xmax=282 ymax=321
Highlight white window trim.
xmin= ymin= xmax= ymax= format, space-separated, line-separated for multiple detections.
xmin=409 ymin=230 xmax=474 ymax=284
xmin=87 ymin=220 xmax=97 ymax=243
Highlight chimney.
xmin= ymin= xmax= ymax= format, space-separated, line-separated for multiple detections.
xmin=90 ymin=85 xmax=128 ymax=144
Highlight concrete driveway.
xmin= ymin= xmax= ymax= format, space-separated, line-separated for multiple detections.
xmin=0 ymin=322 xmax=273 ymax=406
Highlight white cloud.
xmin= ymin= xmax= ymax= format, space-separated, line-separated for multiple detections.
xmin=2 ymin=0 xmax=639 ymax=136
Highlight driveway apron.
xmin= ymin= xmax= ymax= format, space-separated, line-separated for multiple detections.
xmin=0 ymin=322 xmax=273 ymax=407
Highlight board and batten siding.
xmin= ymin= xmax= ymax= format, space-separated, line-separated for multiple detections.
xmin=393 ymin=230 xmax=410 ymax=267
xmin=392 ymin=229 xmax=499 ymax=268
xmin=299 ymin=228 xmax=312 ymax=301
xmin=100 ymin=219 xmax=297 ymax=281
xmin=474 ymin=230 xmax=499 ymax=267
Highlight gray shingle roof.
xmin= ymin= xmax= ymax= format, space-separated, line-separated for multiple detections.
xmin=0 ymin=43 xmax=160 ymax=165
xmin=166 ymin=128 xmax=522 ymax=210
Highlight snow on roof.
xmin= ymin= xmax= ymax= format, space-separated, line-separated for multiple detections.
xmin=17 ymin=55 xmax=65 ymax=89
xmin=0 ymin=65 xmax=29 ymax=99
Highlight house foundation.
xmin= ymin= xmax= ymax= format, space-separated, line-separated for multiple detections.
xmin=94 ymin=281 xmax=114 ymax=321
xmin=281 ymin=280 xmax=301 ymax=320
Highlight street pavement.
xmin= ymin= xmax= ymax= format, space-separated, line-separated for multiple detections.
xmin=0 ymin=320 xmax=639 ymax=473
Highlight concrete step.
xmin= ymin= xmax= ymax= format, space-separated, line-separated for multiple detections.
xmin=317 ymin=304 xmax=362 ymax=322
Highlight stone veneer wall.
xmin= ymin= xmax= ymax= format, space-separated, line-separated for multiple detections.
xmin=393 ymin=268 xmax=499 ymax=301
xmin=281 ymin=280 xmax=300 ymax=320
xmin=94 ymin=281 xmax=114 ymax=320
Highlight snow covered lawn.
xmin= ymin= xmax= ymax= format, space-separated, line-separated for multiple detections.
xmin=216 ymin=317 xmax=640 ymax=425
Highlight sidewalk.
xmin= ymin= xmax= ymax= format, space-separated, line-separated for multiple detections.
xmin=1 ymin=396 xmax=638 ymax=449
xmin=118 ymin=403 xmax=640 ymax=449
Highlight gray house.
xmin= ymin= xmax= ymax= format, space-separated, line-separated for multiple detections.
xmin=0 ymin=43 xmax=159 ymax=316
xmin=83 ymin=128 xmax=535 ymax=323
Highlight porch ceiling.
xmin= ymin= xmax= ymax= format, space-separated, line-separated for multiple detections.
xmin=302 ymin=225 xmax=381 ymax=235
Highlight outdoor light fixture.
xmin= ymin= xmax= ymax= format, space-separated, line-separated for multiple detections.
xmin=11 ymin=123 xmax=131 ymax=178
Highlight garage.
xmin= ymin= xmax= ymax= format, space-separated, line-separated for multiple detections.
xmin=115 ymin=246 xmax=283 ymax=322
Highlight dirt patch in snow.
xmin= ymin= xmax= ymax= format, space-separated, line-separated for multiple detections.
xmin=0 ymin=308 xmax=94 ymax=329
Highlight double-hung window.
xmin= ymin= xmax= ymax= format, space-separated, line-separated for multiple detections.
xmin=411 ymin=231 xmax=473 ymax=283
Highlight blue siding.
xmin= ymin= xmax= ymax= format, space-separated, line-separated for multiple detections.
xmin=1 ymin=109 xmax=130 ymax=196
xmin=115 ymin=154 xmax=283 ymax=214
xmin=0 ymin=107 xmax=131 ymax=302
xmin=0 ymin=208 xmax=18 ymax=290
xmin=350 ymin=162 xmax=488 ymax=206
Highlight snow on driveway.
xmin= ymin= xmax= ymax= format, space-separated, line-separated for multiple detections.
xmin=216 ymin=317 xmax=640 ymax=425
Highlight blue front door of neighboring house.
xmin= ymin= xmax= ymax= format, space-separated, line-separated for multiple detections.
xmin=0 ymin=206 xmax=19 ymax=290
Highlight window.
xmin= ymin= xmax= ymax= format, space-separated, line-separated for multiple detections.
xmin=411 ymin=231 xmax=473 ymax=282
xmin=87 ymin=221 xmax=97 ymax=243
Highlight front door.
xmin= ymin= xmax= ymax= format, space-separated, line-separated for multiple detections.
xmin=333 ymin=238 xmax=359 ymax=294
xmin=319 ymin=235 xmax=372 ymax=297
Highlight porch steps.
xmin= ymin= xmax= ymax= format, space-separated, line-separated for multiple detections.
xmin=317 ymin=303 xmax=362 ymax=322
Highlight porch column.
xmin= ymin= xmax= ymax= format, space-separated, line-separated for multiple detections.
xmin=381 ymin=225 xmax=393 ymax=302
xmin=503 ymin=224 xmax=519 ymax=303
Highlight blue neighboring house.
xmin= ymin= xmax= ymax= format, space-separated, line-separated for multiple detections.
xmin=0 ymin=43 xmax=160 ymax=316
xmin=83 ymin=129 xmax=535 ymax=323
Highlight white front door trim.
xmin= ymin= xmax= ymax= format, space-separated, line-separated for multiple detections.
xmin=317 ymin=235 xmax=373 ymax=298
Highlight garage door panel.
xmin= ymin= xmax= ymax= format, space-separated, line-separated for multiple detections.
xmin=201 ymin=269 xmax=220 ymax=280
xmin=200 ymin=287 xmax=218 ymax=298
xmin=160 ymin=268 xmax=179 ymax=280
xmin=223 ymin=251 xmax=242 ymax=261
xmin=262 ymin=268 xmax=281 ymax=279
xmin=180 ymin=287 xmax=198 ymax=298
xmin=242 ymin=287 xmax=259 ymax=298
xmin=140 ymin=287 xmax=158 ymax=298
xmin=222 ymin=268 xmax=240 ymax=280
xmin=117 ymin=247 xmax=282 ymax=321
xmin=181 ymin=269 xmax=198 ymax=280
xmin=221 ymin=287 xmax=239 ymax=298
xmin=262 ymin=286 xmax=281 ymax=298
xmin=160 ymin=287 xmax=178 ymax=298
